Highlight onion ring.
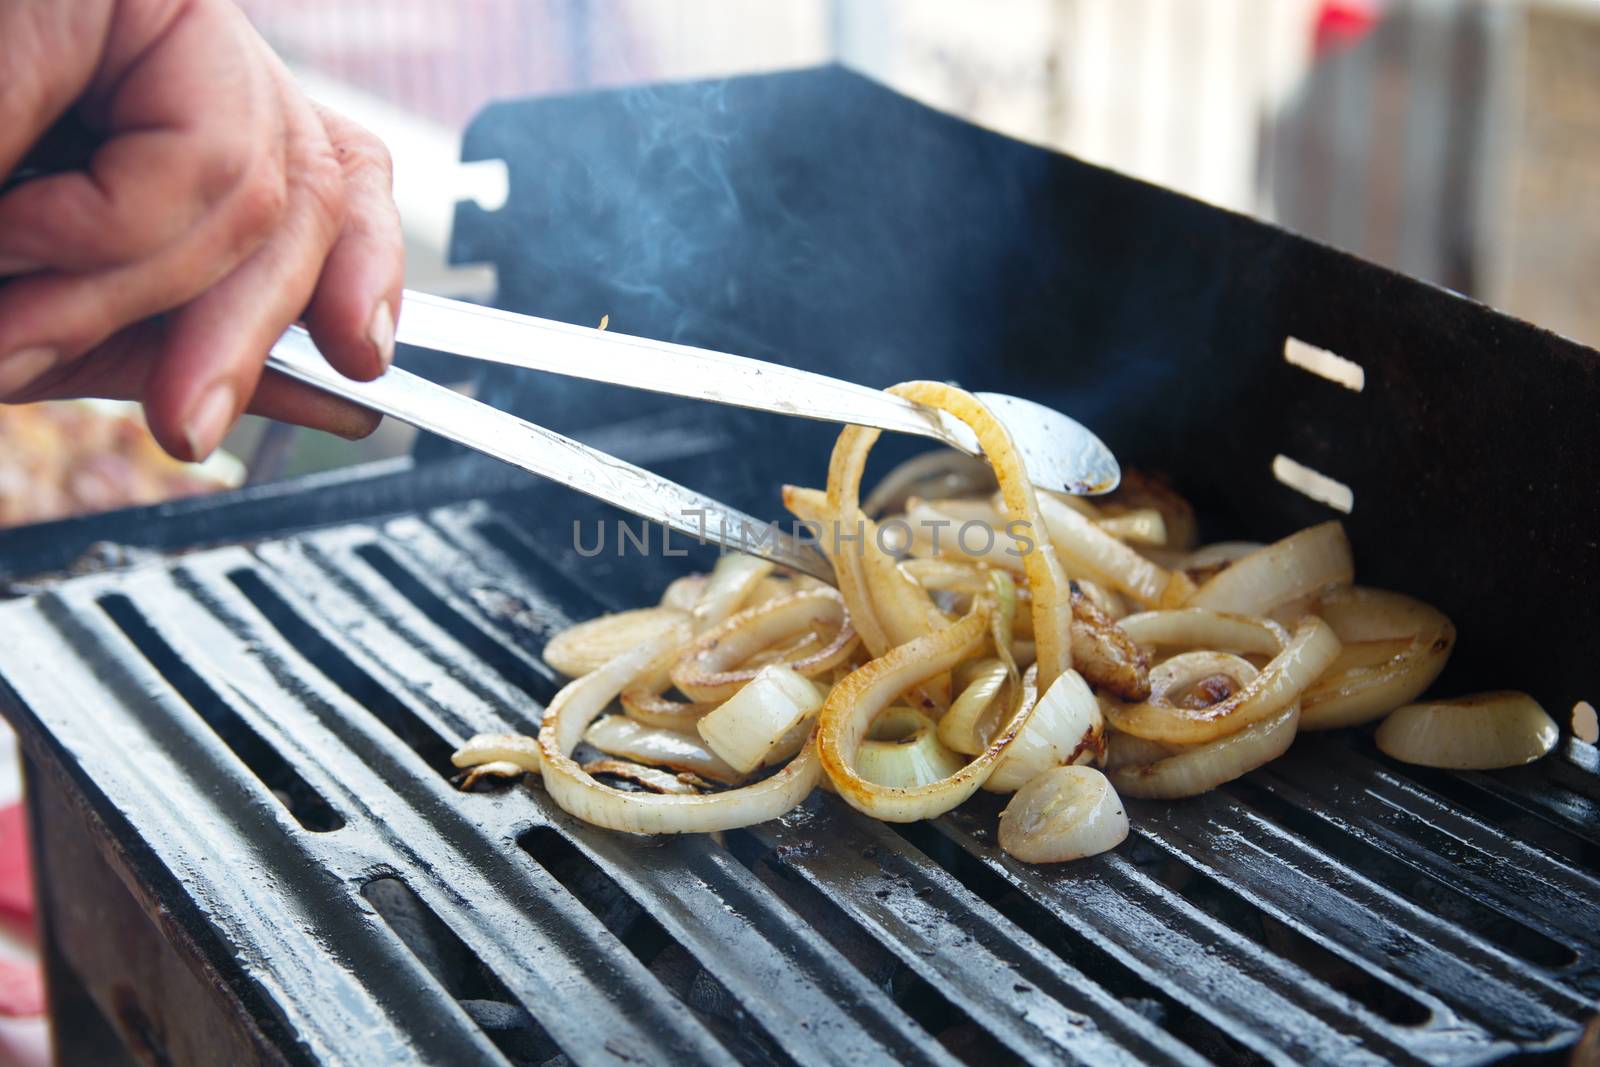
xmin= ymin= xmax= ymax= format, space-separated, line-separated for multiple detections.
xmin=827 ymin=426 xmax=957 ymax=662
xmin=671 ymin=588 xmax=859 ymax=704
xmin=1299 ymin=586 xmax=1455 ymax=730
xmin=1110 ymin=703 xmax=1300 ymax=799
xmin=890 ymin=382 xmax=1073 ymax=688
xmin=855 ymin=707 xmax=968 ymax=788
xmin=819 ymin=602 xmax=1046 ymax=822
xmin=1116 ymin=609 xmax=1289 ymax=658
xmin=1100 ymin=616 xmax=1341 ymax=744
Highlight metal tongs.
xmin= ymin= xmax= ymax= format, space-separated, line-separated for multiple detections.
xmin=267 ymin=291 xmax=1119 ymax=583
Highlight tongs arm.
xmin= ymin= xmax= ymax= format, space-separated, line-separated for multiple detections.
xmin=266 ymin=328 xmax=835 ymax=582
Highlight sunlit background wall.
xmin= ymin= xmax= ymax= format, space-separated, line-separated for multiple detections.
xmin=215 ymin=0 xmax=1599 ymax=476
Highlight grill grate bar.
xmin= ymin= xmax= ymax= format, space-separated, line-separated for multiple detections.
xmin=1388 ymin=745 xmax=1600 ymax=863
xmin=97 ymin=591 xmax=346 ymax=833
xmin=255 ymin=533 xmax=544 ymax=735
xmin=517 ymin=822 xmax=960 ymax=1067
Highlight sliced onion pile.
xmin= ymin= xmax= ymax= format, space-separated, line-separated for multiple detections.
xmin=451 ymin=384 xmax=1563 ymax=864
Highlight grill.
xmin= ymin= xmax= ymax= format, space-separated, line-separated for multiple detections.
xmin=1 ymin=66 xmax=1597 ymax=1066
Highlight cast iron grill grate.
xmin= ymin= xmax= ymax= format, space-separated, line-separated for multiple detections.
xmin=3 ymin=499 xmax=1595 ymax=1066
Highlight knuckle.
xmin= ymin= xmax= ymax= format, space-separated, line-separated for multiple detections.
xmin=194 ymin=126 xmax=259 ymax=206
xmin=344 ymin=132 xmax=394 ymax=183
xmin=301 ymin=146 xmax=348 ymax=224
xmin=232 ymin=162 xmax=289 ymax=242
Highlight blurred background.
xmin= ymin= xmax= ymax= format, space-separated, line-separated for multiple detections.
xmin=4 ymin=0 xmax=1598 ymax=520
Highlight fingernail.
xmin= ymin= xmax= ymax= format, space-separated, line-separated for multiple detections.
xmin=0 ymin=256 xmax=40 ymax=276
xmin=0 ymin=346 xmax=57 ymax=396
xmin=368 ymin=300 xmax=395 ymax=372
xmin=184 ymin=382 xmax=237 ymax=461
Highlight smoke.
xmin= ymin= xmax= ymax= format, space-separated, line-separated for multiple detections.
xmin=455 ymin=66 xmax=1259 ymax=517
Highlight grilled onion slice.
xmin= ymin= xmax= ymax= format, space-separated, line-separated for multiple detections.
xmin=452 ymin=732 xmax=544 ymax=775
xmin=460 ymin=761 xmax=527 ymax=789
xmin=1101 ymin=616 xmax=1341 ymax=745
xmin=1036 ymin=492 xmax=1193 ymax=608
xmin=1375 ymin=692 xmax=1558 ymax=769
xmin=826 ymin=426 xmax=952 ymax=661
xmin=986 ymin=667 xmax=1104 ymax=793
xmin=1069 ymin=584 xmax=1150 ymax=701
xmin=890 ymin=382 xmax=1073 ymax=689
xmin=1095 ymin=508 xmax=1168 ymax=546
xmin=696 ymin=665 xmax=825 ymax=774
xmin=691 ymin=553 xmax=776 ymax=632
xmin=1187 ymin=521 xmax=1353 ymax=616
xmin=1109 ymin=703 xmax=1300 ymax=799
xmin=619 ymin=685 xmax=715 ymax=730
xmin=820 ymin=602 xmax=1043 ymax=822
xmin=538 ymin=634 xmax=823 ymax=834
xmin=659 ymin=574 xmax=708 ymax=613
xmin=1100 ymin=470 xmax=1197 ymax=550
xmin=938 ymin=657 xmax=1011 ymax=755
xmin=583 ymin=759 xmax=702 ymax=795
xmin=672 ymin=588 xmax=858 ymax=704
xmin=584 ymin=716 xmax=742 ymax=784
xmin=1116 ymin=609 xmax=1289 ymax=658
xmin=998 ymin=766 xmax=1128 ymax=863
xmin=1298 ymin=587 xmax=1455 ymax=730
xmin=543 ymin=607 xmax=690 ymax=679
xmin=861 ymin=449 xmax=997 ymax=518
xmin=855 ymin=708 xmax=968 ymax=788
xmin=1182 ymin=541 xmax=1265 ymax=571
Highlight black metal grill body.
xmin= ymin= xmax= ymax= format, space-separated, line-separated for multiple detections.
xmin=0 ymin=67 xmax=1597 ymax=1066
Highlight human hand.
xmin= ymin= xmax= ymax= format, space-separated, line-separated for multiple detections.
xmin=0 ymin=0 xmax=403 ymax=457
